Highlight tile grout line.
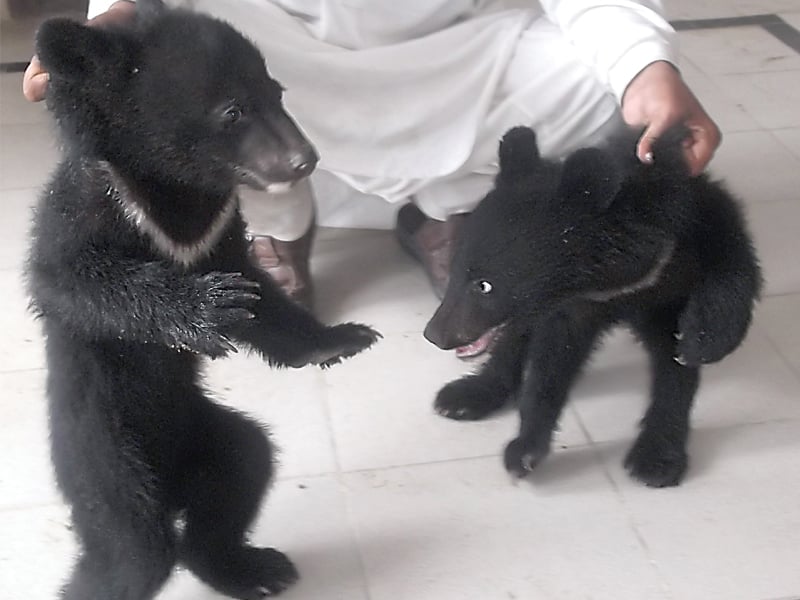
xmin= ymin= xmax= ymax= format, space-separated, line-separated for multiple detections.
xmin=764 ymin=127 xmax=800 ymax=165
xmin=756 ymin=322 xmax=800 ymax=389
xmin=676 ymin=53 xmax=800 ymax=153
xmin=317 ymin=373 xmax=375 ymax=600
xmin=569 ymin=408 xmax=676 ymax=599
xmin=274 ymin=411 xmax=800 ymax=481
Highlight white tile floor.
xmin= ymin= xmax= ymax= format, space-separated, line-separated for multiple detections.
xmin=2 ymin=4 xmax=800 ymax=600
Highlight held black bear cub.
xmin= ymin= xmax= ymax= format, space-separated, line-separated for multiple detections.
xmin=27 ymin=2 xmax=379 ymax=599
xmin=425 ymin=126 xmax=761 ymax=488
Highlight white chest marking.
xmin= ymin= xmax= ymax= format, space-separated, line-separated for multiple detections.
xmin=583 ymin=239 xmax=676 ymax=302
xmin=100 ymin=163 xmax=237 ymax=267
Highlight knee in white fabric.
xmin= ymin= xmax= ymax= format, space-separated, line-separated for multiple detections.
xmin=413 ymin=172 xmax=496 ymax=221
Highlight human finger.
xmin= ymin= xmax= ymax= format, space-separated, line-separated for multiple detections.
xmin=683 ymin=124 xmax=722 ymax=176
xmin=636 ymin=116 xmax=672 ymax=165
xmin=22 ymin=55 xmax=48 ymax=102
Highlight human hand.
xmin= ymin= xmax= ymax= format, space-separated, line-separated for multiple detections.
xmin=621 ymin=60 xmax=721 ymax=176
xmin=22 ymin=0 xmax=137 ymax=102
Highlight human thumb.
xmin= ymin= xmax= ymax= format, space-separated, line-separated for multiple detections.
xmin=636 ymin=119 xmax=670 ymax=165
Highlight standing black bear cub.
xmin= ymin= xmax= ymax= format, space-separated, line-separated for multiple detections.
xmin=28 ymin=2 xmax=379 ymax=599
xmin=425 ymin=125 xmax=761 ymax=488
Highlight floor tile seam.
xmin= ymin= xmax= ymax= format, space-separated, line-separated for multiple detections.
xmin=318 ymin=371 xmax=346 ymax=477
xmin=583 ymin=419 xmax=800 ymax=475
xmin=570 ymin=406 xmax=676 ymax=598
xmin=678 ymin=50 xmax=800 ymax=101
xmin=0 ymin=184 xmax=48 ymax=193
xmin=712 ymin=126 xmax=772 ymax=136
xmin=328 ymin=460 xmax=376 ymax=600
xmin=756 ymin=326 xmax=800 ymax=386
xmin=0 ymin=365 xmax=45 ymax=376
xmin=0 ymin=119 xmax=51 ymax=128
xmin=739 ymin=198 xmax=800 ymax=210
xmin=766 ymin=127 xmax=800 ymax=162
xmin=0 ymin=499 xmax=65 ymax=513
xmin=704 ymin=67 xmax=800 ymax=79
xmin=673 ymin=53 xmax=768 ymax=133
xmin=759 ymin=290 xmax=800 ymax=299
xmin=279 ymin=453 xmax=375 ymax=600
xmin=250 ymin=414 xmax=800 ymax=483
xmin=725 ymin=193 xmax=800 ymax=206
xmin=0 ymin=262 xmax=28 ymax=274
xmin=333 ymin=438 xmax=599 ymax=478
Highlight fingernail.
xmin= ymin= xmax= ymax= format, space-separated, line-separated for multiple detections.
xmin=643 ymin=151 xmax=654 ymax=163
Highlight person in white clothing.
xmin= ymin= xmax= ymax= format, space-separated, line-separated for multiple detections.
xmin=24 ymin=0 xmax=721 ymax=357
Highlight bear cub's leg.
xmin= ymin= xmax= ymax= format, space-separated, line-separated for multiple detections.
xmin=60 ymin=484 xmax=176 ymax=599
xmin=503 ymin=309 xmax=604 ymax=477
xmin=176 ymin=398 xmax=297 ymax=599
xmin=625 ymin=308 xmax=700 ymax=487
xmin=434 ymin=330 xmax=529 ymax=420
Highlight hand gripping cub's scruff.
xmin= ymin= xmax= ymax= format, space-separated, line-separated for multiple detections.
xmin=425 ymin=126 xmax=761 ymax=488
xmin=27 ymin=1 xmax=379 ymax=598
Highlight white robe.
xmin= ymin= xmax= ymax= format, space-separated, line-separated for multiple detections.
xmin=88 ymin=0 xmax=675 ymax=229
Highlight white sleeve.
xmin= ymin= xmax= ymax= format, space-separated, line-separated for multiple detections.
xmin=538 ymin=0 xmax=678 ymax=103
xmin=87 ymin=0 xmax=126 ymax=19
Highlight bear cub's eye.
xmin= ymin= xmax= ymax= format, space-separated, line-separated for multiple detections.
xmin=222 ymin=104 xmax=244 ymax=124
xmin=476 ymin=280 xmax=493 ymax=295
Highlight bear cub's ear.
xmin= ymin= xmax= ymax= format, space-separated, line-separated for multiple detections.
xmin=35 ymin=18 xmax=130 ymax=81
xmin=498 ymin=126 xmax=541 ymax=180
xmin=558 ymin=147 xmax=622 ymax=211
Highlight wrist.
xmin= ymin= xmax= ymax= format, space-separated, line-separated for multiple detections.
xmin=621 ymin=60 xmax=680 ymax=110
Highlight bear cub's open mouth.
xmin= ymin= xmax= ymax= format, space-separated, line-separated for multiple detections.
xmin=233 ymin=165 xmax=298 ymax=194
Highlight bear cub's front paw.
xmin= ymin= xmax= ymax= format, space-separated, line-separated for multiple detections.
xmin=503 ymin=436 xmax=551 ymax=478
xmin=231 ymin=547 xmax=299 ymax=599
xmin=190 ymin=271 xmax=261 ymax=357
xmin=288 ymin=323 xmax=381 ymax=368
xmin=434 ymin=375 xmax=506 ymax=420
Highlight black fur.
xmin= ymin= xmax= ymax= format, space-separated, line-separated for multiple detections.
xmin=27 ymin=2 xmax=379 ymax=598
xmin=425 ymin=125 xmax=761 ymax=488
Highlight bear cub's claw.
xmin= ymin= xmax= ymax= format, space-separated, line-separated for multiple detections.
xmin=197 ymin=271 xmax=261 ymax=327
xmin=316 ymin=323 xmax=382 ymax=368
xmin=624 ymin=435 xmax=688 ymax=488
xmin=190 ymin=271 xmax=262 ymax=358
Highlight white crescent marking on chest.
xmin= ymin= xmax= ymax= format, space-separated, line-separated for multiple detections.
xmin=583 ymin=239 xmax=677 ymax=302
xmin=99 ymin=162 xmax=238 ymax=267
